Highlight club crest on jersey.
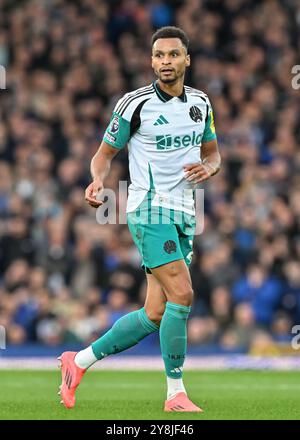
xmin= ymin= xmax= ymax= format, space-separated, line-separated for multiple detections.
xmin=189 ymin=106 xmax=202 ymax=123
xmin=110 ymin=116 xmax=119 ymax=133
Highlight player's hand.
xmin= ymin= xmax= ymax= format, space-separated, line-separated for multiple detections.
xmin=183 ymin=162 xmax=215 ymax=183
xmin=85 ymin=178 xmax=104 ymax=208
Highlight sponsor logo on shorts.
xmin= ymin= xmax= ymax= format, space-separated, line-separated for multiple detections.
xmin=164 ymin=240 xmax=177 ymax=254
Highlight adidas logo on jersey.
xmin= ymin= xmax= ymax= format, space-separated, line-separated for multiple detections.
xmin=154 ymin=115 xmax=169 ymax=125
xmin=156 ymin=131 xmax=202 ymax=150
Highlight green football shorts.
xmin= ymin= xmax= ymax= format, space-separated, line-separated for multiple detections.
xmin=127 ymin=199 xmax=196 ymax=272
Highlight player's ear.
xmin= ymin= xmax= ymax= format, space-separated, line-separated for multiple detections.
xmin=186 ymin=54 xmax=190 ymax=67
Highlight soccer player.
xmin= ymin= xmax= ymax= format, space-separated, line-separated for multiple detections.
xmin=58 ymin=26 xmax=221 ymax=412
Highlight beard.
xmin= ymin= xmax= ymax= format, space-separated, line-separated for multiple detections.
xmin=160 ymin=76 xmax=177 ymax=84
xmin=156 ymin=68 xmax=184 ymax=84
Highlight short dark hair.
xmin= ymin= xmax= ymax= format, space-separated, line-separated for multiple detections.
xmin=151 ymin=26 xmax=189 ymax=51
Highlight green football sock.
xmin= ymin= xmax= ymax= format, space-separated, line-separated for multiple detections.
xmin=91 ymin=307 xmax=159 ymax=360
xmin=160 ymin=301 xmax=191 ymax=379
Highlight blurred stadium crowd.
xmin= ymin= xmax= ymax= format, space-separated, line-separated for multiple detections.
xmin=0 ymin=0 xmax=300 ymax=353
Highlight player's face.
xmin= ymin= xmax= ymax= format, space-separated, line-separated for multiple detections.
xmin=151 ymin=38 xmax=190 ymax=84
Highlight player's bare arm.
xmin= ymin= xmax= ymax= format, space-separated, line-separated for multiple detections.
xmin=183 ymin=139 xmax=221 ymax=183
xmin=85 ymin=141 xmax=119 ymax=208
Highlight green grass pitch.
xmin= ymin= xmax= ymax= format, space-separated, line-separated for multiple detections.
xmin=0 ymin=370 xmax=299 ymax=420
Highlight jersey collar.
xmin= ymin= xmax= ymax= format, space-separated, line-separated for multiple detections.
xmin=153 ymin=81 xmax=187 ymax=103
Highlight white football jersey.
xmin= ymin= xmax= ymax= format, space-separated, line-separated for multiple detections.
xmin=103 ymin=81 xmax=217 ymax=215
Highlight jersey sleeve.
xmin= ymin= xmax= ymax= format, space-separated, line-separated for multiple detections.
xmin=202 ymin=100 xmax=217 ymax=143
xmin=103 ymin=90 xmax=151 ymax=149
xmin=103 ymin=111 xmax=130 ymax=149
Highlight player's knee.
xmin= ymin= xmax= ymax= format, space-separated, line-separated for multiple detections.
xmin=145 ymin=304 xmax=165 ymax=325
xmin=169 ymin=286 xmax=194 ymax=307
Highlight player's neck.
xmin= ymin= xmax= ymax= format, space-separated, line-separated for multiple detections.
xmin=157 ymin=79 xmax=184 ymax=98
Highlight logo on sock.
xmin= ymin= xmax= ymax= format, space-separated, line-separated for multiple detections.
xmin=113 ymin=345 xmax=121 ymax=354
xmin=170 ymin=367 xmax=183 ymax=374
xmin=168 ymin=354 xmax=185 ymax=360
